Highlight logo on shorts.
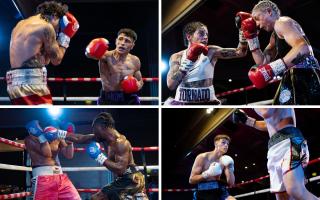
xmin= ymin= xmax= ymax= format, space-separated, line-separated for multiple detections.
xmin=279 ymin=89 xmax=291 ymax=103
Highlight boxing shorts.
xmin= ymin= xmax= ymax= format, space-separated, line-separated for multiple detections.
xmin=97 ymin=90 xmax=140 ymax=105
xmin=101 ymin=165 xmax=148 ymax=200
xmin=6 ymin=67 xmax=52 ymax=105
xmin=164 ymin=85 xmax=220 ymax=105
xmin=267 ymin=127 xmax=309 ymax=193
xmin=31 ymin=166 xmax=80 ymax=200
xmin=193 ymin=180 xmax=230 ymax=200
xmin=273 ymin=55 xmax=320 ymax=105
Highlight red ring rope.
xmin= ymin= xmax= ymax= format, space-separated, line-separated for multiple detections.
xmin=0 ymin=137 xmax=158 ymax=152
xmin=0 ymin=77 xmax=158 ymax=82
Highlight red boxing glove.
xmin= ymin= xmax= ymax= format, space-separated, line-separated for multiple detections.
xmin=187 ymin=43 xmax=208 ymax=62
xmin=57 ymin=12 xmax=79 ymax=48
xmin=235 ymin=11 xmax=251 ymax=29
xmin=241 ymin=18 xmax=260 ymax=50
xmin=85 ymin=38 xmax=109 ymax=60
xmin=121 ymin=75 xmax=139 ymax=94
xmin=248 ymin=59 xmax=287 ymax=89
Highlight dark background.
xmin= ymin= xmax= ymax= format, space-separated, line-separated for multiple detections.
xmin=0 ymin=108 xmax=158 ymax=199
xmin=162 ymin=108 xmax=320 ymax=199
xmin=0 ymin=0 xmax=158 ymax=105
xmin=162 ymin=0 xmax=320 ymax=104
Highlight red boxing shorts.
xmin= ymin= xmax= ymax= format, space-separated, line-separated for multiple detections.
xmin=6 ymin=67 xmax=52 ymax=105
xmin=31 ymin=166 xmax=80 ymax=200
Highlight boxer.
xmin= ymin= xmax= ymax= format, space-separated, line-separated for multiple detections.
xmin=239 ymin=0 xmax=320 ymax=104
xmin=85 ymin=29 xmax=143 ymax=105
xmin=165 ymin=21 xmax=248 ymax=105
xmin=233 ymin=108 xmax=318 ymax=200
xmin=25 ymin=120 xmax=81 ymax=200
xmin=189 ymin=134 xmax=236 ymax=200
xmin=7 ymin=1 xmax=79 ymax=105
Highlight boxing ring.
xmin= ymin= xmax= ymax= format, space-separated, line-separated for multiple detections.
xmin=0 ymin=137 xmax=159 ymax=199
xmin=0 ymin=77 xmax=159 ymax=104
xmin=161 ymin=157 xmax=320 ymax=198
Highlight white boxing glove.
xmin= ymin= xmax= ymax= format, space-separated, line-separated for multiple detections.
xmin=201 ymin=162 xmax=223 ymax=179
xmin=220 ymin=155 xmax=234 ymax=172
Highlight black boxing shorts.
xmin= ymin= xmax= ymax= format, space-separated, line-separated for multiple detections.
xmin=101 ymin=165 xmax=147 ymax=200
xmin=273 ymin=55 xmax=320 ymax=105
xmin=193 ymin=181 xmax=230 ymax=200
xmin=97 ymin=90 xmax=141 ymax=105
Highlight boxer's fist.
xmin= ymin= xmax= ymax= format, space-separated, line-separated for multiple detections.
xmin=248 ymin=59 xmax=286 ymax=89
xmin=85 ymin=38 xmax=109 ymax=60
xmin=61 ymin=121 xmax=75 ymax=133
xmin=241 ymin=18 xmax=258 ymax=39
xmin=86 ymin=142 xmax=107 ymax=165
xmin=57 ymin=12 xmax=79 ymax=48
xmin=235 ymin=11 xmax=251 ymax=29
xmin=187 ymin=43 xmax=208 ymax=62
xmin=233 ymin=109 xmax=249 ymax=124
xmin=121 ymin=75 xmax=139 ymax=94
xmin=220 ymin=155 xmax=234 ymax=172
xmin=43 ymin=126 xmax=68 ymax=142
xmin=202 ymin=162 xmax=222 ymax=179
xmin=26 ymin=120 xmax=47 ymax=143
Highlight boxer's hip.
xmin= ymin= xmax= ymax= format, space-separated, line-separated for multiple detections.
xmin=98 ymin=90 xmax=140 ymax=105
xmin=174 ymin=85 xmax=220 ymax=104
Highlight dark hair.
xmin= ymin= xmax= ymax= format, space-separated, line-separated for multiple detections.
xmin=214 ymin=134 xmax=231 ymax=143
xmin=92 ymin=112 xmax=115 ymax=129
xmin=118 ymin=28 xmax=137 ymax=42
xmin=183 ymin=21 xmax=206 ymax=46
xmin=36 ymin=1 xmax=68 ymax=20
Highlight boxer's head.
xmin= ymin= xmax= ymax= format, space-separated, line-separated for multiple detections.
xmin=36 ymin=1 xmax=68 ymax=33
xmin=214 ymin=134 xmax=230 ymax=154
xmin=115 ymin=28 xmax=137 ymax=54
xmin=252 ymin=0 xmax=281 ymax=32
xmin=183 ymin=21 xmax=208 ymax=47
xmin=92 ymin=112 xmax=115 ymax=141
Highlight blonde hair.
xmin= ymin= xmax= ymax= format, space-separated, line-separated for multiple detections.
xmin=252 ymin=0 xmax=281 ymax=17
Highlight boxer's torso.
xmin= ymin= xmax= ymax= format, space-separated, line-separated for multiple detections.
xmin=25 ymin=136 xmax=62 ymax=166
xmin=200 ymin=152 xmax=222 ymax=182
xmin=254 ymin=108 xmax=296 ymax=137
xmin=99 ymin=50 xmax=138 ymax=92
xmin=102 ymin=134 xmax=136 ymax=175
xmin=10 ymin=15 xmax=51 ymax=68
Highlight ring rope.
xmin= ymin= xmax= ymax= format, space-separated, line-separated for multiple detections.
xmin=0 ymin=163 xmax=158 ymax=172
xmin=0 ymin=137 xmax=159 ymax=152
xmin=161 ymin=157 xmax=320 ymax=192
xmin=0 ymin=77 xmax=158 ymax=82
xmin=0 ymin=96 xmax=158 ymax=102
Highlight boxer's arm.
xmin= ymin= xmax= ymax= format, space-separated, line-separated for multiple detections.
xmin=24 ymin=136 xmax=52 ymax=158
xmin=167 ymin=53 xmax=185 ymax=90
xmin=275 ymin=18 xmax=310 ymax=68
xmin=209 ymin=43 xmax=248 ymax=59
xmin=59 ymin=140 xmax=74 ymax=159
xmin=102 ymin=142 xmax=130 ymax=174
xmin=251 ymin=32 xmax=277 ymax=65
xmin=189 ymin=154 xmax=206 ymax=184
xmin=133 ymin=57 xmax=144 ymax=90
xmin=224 ymin=167 xmax=235 ymax=187
xmin=65 ymin=133 xmax=95 ymax=144
xmin=43 ymin=24 xmax=66 ymax=66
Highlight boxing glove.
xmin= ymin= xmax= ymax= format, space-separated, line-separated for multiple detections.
xmin=85 ymin=38 xmax=109 ymax=60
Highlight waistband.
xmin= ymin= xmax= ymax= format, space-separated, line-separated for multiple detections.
xmin=175 ymin=85 xmax=217 ymax=103
xmin=6 ymin=67 xmax=47 ymax=86
xmin=198 ymin=181 xmax=223 ymax=191
xmin=121 ymin=165 xmax=140 ymax=176
xmin=291 ymin=54 xmax=320 ymax=70
xmin=32 ymin=165 xmax=63 ymax=177
xmin=268 ymin=127 xmax=304 ymax=149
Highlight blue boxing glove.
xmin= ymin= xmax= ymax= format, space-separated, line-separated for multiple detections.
xmin=86 ymin=142 xmax=107 ymax=165
xmin=43 ymin=126 xmax=68 ymax=142
xmin=25 ymin=120 xmax=47 ymax=143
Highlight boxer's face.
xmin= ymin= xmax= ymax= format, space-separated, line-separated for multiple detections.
xmin=188 ymin=26 xmax=208 ymax=45
xmin=252 ymin=9 xmax=275 ymax=32
xmin=92 ymin=123 xmax=106 ymax=141
xmin=115 ymin=33 xmax=135 ymax=54
xmin=215 ymin=139 xmax=229 ymax=154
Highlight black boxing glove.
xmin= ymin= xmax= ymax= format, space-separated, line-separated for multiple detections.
xmin=232 ymin=109 xmax=256 ymax=127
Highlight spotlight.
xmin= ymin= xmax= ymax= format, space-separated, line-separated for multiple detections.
xmin=160 ymin=60 xmax=168 ymax=73
xmin=48 ymin=107 xmax=62 ymax=118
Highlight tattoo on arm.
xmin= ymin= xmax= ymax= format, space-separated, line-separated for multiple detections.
xmin=220 ymin=49 xmax=238 ymax=58
xmin=44 ymin=27 xmax=59 ymax=60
